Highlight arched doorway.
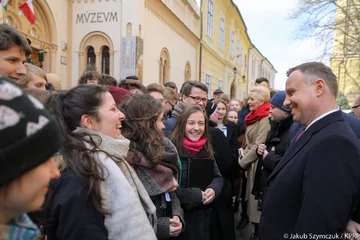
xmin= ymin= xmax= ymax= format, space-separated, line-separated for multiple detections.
xmin=184 ymin=61 xmax=191 ymax=81
xmin=3 ymin=0 xmax=58 ymax=72
xmin=79 ymin=32 xmax=114 ymax=76
xmin=159 ymin=48 xmax=170 ymax=84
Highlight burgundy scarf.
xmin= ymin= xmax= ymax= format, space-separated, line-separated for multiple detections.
xmin=245 ymin=102 xmax=270 ymax=128
xmin=183 ymin=137 xmax=207 ymax=156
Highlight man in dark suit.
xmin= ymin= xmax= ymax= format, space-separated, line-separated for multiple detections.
xmin=259 ymin=62 xmax=360 ymax=239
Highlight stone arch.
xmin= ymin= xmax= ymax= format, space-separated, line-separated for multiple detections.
xmin=184 ymin=61 xmax=191 ymax=81
xmin=79 ymin=31 xmax=114 ymax=75
xmin=159 ymin=48 xmax=171 ymax=84
xmin=5 ymin=0 xmax=57 ymax=72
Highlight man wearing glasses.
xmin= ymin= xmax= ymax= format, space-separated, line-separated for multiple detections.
xmin=350 ymin=95 xmax=360 ymax=119
xmin=163 ymin=81 xmax=208 ymax=136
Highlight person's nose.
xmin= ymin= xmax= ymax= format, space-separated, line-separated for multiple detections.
xmin=16 ymin=63 xmax=27 ymax=76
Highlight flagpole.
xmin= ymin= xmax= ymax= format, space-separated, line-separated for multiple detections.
xmin=0 ymin=8 xmax=18 ymax=22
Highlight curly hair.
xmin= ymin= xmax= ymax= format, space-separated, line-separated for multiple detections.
xmin=119 ymin=94 xmax=165 ymax=166
xmin=18 ymin=63 xmax=47 ymax=89
xmin=78 ymin=71 xmax=103 ymax=85
xmin=118 ymin=79 xmax=147 ymax=94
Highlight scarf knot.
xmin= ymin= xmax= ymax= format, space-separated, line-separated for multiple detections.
xmin=183 ymin=137 xmax=207 ymax=156
xmin=245 ymin=102 xmax=270 ymax=128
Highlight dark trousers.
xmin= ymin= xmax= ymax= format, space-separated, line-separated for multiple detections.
xmin=241 ymin=176 xmax=248 ymax=219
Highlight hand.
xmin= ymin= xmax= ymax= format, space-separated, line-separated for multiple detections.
xmin=263 ymin=147 xmax=274 ymax=159
xmin=345 ymin=220 xmax=360 ymax=240
xmin=169 ymin=216 xmax=182 ymax=236
xmin=201 ymin=191 xmax=206 ymax=202
xmin=203 ymin=188 xmax=216 ymax=205
xmin=257 ymin=144 xmax=267 ymax=155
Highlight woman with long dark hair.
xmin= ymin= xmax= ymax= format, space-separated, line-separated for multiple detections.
xmin=120 ymin=94 xmax=184 ymax=239
xmin=45 ymin=84 xmax=157 ymax=240
xmin=169 ymin=105 xmax=224 ymax=240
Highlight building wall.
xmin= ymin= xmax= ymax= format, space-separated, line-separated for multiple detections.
xmin=331 ymin=0 xmax=360 ymax=103
xmin=72 ymin=0 xmax=122 ymax=86
xmin=200 ymin=0 xmax=253 ymax=100
xmin=248 ymin=47 xmax=277 ymax=93
xmin=142 ymin=0 xmax=199 ymax=88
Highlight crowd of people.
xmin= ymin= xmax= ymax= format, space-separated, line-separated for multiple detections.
xmin=2 ymin=23 xmax=360 ymax=240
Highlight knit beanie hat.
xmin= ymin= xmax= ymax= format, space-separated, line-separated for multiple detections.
xmin=107 ymin=85 xmax=132 ymax=105
xmin=0 ymin=77 xmax=61 ymax=187
xmin=270 ymin=91 xmax=291 ymax=113
xmin=205 ymin=100 xmax=217 ymax=118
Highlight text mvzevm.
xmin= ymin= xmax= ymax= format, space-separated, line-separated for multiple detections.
xmin=76 ymin=12 xmax=118 ymax=24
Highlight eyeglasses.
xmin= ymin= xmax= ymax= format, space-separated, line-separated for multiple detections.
xmin=352 ymin=105 xmax=360 ymax=109
xmin=186 ymin=95 xmax=207 ymax=103
xmin=166 ymin=101 xmax=175 ymax=108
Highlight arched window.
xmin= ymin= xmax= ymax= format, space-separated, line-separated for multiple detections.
xmin=138 ymin=24 xmax=142 ymax=37
xmin=87 ymin=46 xmax=96 ymax=69
xmin=184 ymin=61 xmax=191 ymax=81
xmin=126 ymin=22 xmax=132 ymax=36
xmin=5 ymin=17 xmax=14 ymax=27
xmin=159 ymin=48 xmax=170 ymax=84
xmin=101 ymin=46 xmax=110 ymax=75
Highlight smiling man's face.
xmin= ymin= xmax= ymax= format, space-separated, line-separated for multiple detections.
xmin=0 ymin=45 xmax=27 ymax=82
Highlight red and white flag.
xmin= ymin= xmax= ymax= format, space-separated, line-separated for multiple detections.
xmin=19 ymin=0 xmax=35 ymax=25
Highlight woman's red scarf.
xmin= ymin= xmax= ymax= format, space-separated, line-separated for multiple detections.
xmin=245 ymin=102 xmax=270 ymax=128
xmin=183 ymin=137 xmax=207 ymax=156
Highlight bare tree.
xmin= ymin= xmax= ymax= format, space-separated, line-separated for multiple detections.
xmin=289 ymin=0 xmax=360 ymax=102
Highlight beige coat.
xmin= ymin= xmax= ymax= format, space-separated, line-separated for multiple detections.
xmin=239 ymin=117 xmax=270 ymax=223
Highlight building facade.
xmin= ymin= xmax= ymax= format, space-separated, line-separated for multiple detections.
xmin=330 ymin=0 xmax=360 ymax=104
xmin=1 ymin=0 xmax=199 ymax=89
xmin=248 ymin=46 xmax=277 ymax=92
xmin=1 ymin=0 xmax=275 ymax=98
xmin=199 ymin=0 xmax=276 ymax=100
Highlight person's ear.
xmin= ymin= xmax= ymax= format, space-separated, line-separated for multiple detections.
xmin=80 ymin=114 xmax=96 ymax=130
xmin=313 ymin=79 xmax=326 ymax=96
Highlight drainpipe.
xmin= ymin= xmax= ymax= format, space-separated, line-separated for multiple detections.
xmin=198 ymin=0 xmax=203 ymax=82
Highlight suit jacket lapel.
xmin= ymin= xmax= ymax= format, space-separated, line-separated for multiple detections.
xmin=268 ymin=110 xmax=344 ymax=182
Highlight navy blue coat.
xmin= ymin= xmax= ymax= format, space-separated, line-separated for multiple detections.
xmin=259 ymin=111 xmax=360 ymax=239
xmin=46 ymin=170 xmax=107 ymax=240
xmin=288 ymin=112 xmax=360 ymax=148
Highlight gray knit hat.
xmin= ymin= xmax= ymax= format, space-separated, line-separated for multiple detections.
xmin=0 ymin=77 xmax=61 ymax=186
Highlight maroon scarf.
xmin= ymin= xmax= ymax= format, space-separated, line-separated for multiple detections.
xmin=183 ymin=137 xmax=207 ymax=156
xmin=245 ymin=102 xmax=270 ymax=128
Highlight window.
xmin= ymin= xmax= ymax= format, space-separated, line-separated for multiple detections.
xmin=101 ymin=46 xmax=110 ymax=75
xmin=218 ymin=79 xmax=222 ymax=90
xmin=244 ymin=54 xmax=247 ymax=70
xmin=207 ymin=0 xmax=213 ymax=37
xmin=236 ymin=40 xmax=240 ymax=64
xmin=126 ymin=23 xmax=132 ymax=36
xmin=206 ymin=74 xmax=211 ymax=99
xmin=240 ymin=48 xmax=243 ymax=67
xmin=87 ymin=46 xmax=96 ymax=68
xmin=184 ymin=62 xmax=191 ymax=81
xmin=252 ymin=58 xmax=255 ymax=77
xmin=220 ymin=18 xmax=224 ymax=49
xmin=159 ymin=48 xmax=171 ymax=84
xmin=5 ymin=17 xmax=13 ymax=27
xmin=231 ymin=31 xmax=235 ymax=58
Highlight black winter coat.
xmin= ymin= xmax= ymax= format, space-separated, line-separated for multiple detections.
xmin=46 ymin=170 xmax=108 ymax=240
xmin=175 ymin=147 xmax=224 ymax=240
xmin=252 ymin=114 xmax=293 ymax=211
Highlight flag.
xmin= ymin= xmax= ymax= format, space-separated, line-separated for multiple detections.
xmin=0 ymin=0 xmax=8 ymax=10
xmin=19 ymin=0 xmax=35 ymax=25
